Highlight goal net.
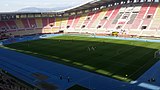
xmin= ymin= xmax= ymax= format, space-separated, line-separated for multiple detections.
xmin=154 ymin=50 xmax=160 ymax=59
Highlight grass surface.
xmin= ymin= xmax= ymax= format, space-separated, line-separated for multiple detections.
xmin=4 ymin=35 xmax=160 ymax=82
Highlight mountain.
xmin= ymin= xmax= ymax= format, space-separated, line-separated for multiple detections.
xmin=17 ymin=6 xmax=74 ymax=12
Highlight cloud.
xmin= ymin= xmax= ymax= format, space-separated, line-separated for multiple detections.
xmin=4 ymin=4 xmax=9 ymax=7
xmin=0 ymin=0 xmax=89 ymax=12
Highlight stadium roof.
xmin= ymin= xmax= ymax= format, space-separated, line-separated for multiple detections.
xmin=59 ymin=0 xmax=123 ymax=13
xmin=0 ymin=0 xmax=125 ymax=14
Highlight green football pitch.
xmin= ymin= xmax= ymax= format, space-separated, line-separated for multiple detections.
xmin=3 ymin=35 xmax=160 ymax=82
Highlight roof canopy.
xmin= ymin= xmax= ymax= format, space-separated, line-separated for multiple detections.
xmin=60 ymin=0 xmax=122 ymax=13
xmin=0 ymin=0 xmax=147 ymax=15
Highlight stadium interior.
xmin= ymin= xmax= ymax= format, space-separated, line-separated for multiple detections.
xmin=1 ymin=0 xmax=160 ymax=90
xmin=1 ymin=0 xmax=160 ymax=39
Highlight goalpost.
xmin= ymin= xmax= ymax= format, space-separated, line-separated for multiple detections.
xmin=154 ymin=50 xmax=160 ymax=59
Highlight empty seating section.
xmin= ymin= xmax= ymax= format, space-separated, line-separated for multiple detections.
xmin=119 ymin=13 xmax=129 ymax=27
xmin=52 ymin=28 xmax=61 ymax=33
xmin=137 ymin=4 xmax=149 ymax=19
xmin=131 ymin=4 xmax=149 ymax=29
xmin=154 ymin=30 xmax=160 ymax=37
xmin=147 ymin=3 xmax=158 ymax=15
xmin=21 ymin=19 xmax=30 ymax=28
xmin=0 ymin=21 xmax=8 ymax=30
xmin=91 ymin=9 xmax=108 ymax=28
xmin=96 ymin=29 xmax=107 ymax=34
xmin=6 ymin=21 xmax=17 ymax=30
xmin=72 ymin=15 xmax=81 ymax=28
xmin=28 ymin=18 xmax=37 ymax=28
xmin=55 ymin=18 xmax=61 ymax=27
xmin=74 ymin=29 xmax=81 ymax=32
xmin=140 ymin=3 xmax=158 ymax=30
xmin=15 ymin=20 xmax=24 ymax=29
xmin=0 ymin=70 xmax=35 ymax=90
xmin=127 ymin=13 xmax=137 ymax=24
xmin=60 ymin=17 xmax=68 ymax=28
xmin=117 ymin=5 xmax=132 ymax=28
xmin=1 ymin=3 xmax=160 ymax=37
xmin=49 ymin=18 xmax=55 ymax=26
xmin=141 ymin=30 xmax=156 ymax=36
xmin=49 ymin=18 xmax=58 ymax=32
xmin=88 ymin=28 xmax=97 ymax=33
xmin=123 ymin=13 xmax=137 ymax=29
xmin=35 ymin=18 xmax=43 ymax=28
xmin=133 ymin=4 xmax=142 ymax=11
xmin=42 ymin=18 xmax=48 ymax=27
xmin=67 ymin=16 xmax=75 ymax=28
xmin=124 ymin=13 xmax=137 ymax=30
xmin=141 ymin=20 xmax=151 ymax=30
xmin=81 ymin=28 xmax=89 ymax=33
xmin=154 ymin=4 xmax=160 ymax=19
xmin=82 ymin=12 xmax=95 ymax=28
xmin=99 ymin=7 xmax=113 ymax=27
xmin=150 ymin=20 xmax=160 ymax=30
xmin=75 ymin=14 xmax=87 ymax=28
xmin=87 ymin=11 xmax=100 ymax=28
xmin=10 ymin=29 xmax=24 ymax=35
xmin=112 ymin=12 xmax=123 ymax=24
xmin=150 ymin=4 xmax=160 ymax=30
xmin=128 ymin=30 xmax=142 ymax=36
xmin=104 ymin=5 xmax=121 ymax=29
xmin=123 ymin=4 xmax=141 ymax=30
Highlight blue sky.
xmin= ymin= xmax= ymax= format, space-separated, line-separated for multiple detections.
xmin=0 ymin=0 xmax=88 ymax=12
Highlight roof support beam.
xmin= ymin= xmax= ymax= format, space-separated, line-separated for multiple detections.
xmin=144 ymin=0 xmax=148 ymax=2
xmin=151 ymin=0 xmax=155 ymax=2
xmin=130 ymin=0 xmax=134 ymax=3
xmin=136 ymin=0 xmax=141 ymax=2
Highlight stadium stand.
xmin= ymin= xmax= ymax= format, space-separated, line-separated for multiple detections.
xmin=82 ymin=12 xmax=95 ymax=28
xmin=60 ymin=17 xmax=68 ymax=28
xmin=104 ymin=5 xmax=121 ymax=29
xmin=140 ymin=30 xmax=157 ymax=37
xmin=154 ymin=30 xmax=160 ymax=37
xmin=140 ymin=3 xmax=158 ymax=30
xmin=67 ymin=16 xmax=75 ymax=28
xmin=150 ymin=3 xmax=160 ymax=30
xmin=131 ymin=3 xmax=149 ymax=30
xmin=99 ymin=7 xmax=114 ymax=28
xmin=75 ymin=14 xmax=87 ymax=28
xmin=0 ymin=69 xmax=37 ymax=90
xmin=28 ymin=18 xmax=37 ymax=28
xmin=49 ymin=18 xmax=55 ymax=26
xmin=1 ymin=1 xmax=160 ymax=39
xmin=15 ymin=19 xmax=24 ymax=30
xmin=5 ymin=21 xmax=17 ymax=30
xmin=72 ymin=15 xmax=80 ymax=28
xmin=123 ymin=4 xmax=140 ymax=29
xmin=42 ymin=18 xmax=48 ymax=28
xmin=91 ymin=9 xmax=107 ymax=28
xmin=2 ymin=0 xmax=160 ymax=89
xmin=87 ymin=10 xmax=100 ymax=28
xmin=21 ymin=19 xmax=30 ymax=29
xmin=35 ymin=18 xmax=43 ymax=29
xmin=0 ymin=21 xmax=8 ymax=30
xmin=55 ymin=18 xmax=61 ymax=27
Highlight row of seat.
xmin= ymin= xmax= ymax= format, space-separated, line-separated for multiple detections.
xmin=0 ymin=69 xmax=35 ymax=90
xmin=1 ymin=3 xmax=160 ymax=37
